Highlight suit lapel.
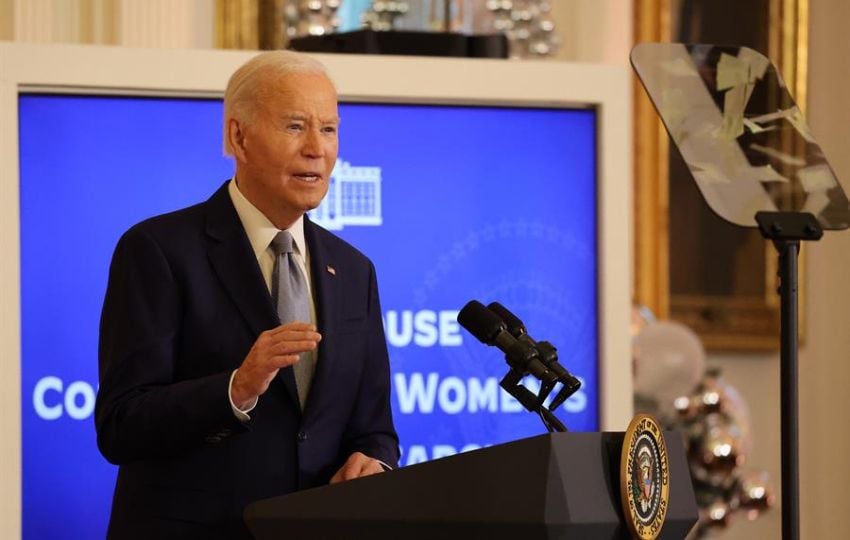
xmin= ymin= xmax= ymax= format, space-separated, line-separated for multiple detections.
xmin=203 ymin=182 xmax=300 ymax=408
xmin=303 ymin=217 xmax=342 ymax=419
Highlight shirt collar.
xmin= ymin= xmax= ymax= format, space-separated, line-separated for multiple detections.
xmin=227 ymin=178 xmax=307 ymax=260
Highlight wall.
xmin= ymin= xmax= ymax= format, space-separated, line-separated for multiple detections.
xmin=798 ymin=0 xmax=850 ymax=537
xmin=553 ymin=0 xmax=634 ymax=67
xmin=0 ymin=0 xmax=213 ymax=48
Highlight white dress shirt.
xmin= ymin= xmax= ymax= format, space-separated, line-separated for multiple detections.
xmin=226 ymin=178 xmax=318 ymax=420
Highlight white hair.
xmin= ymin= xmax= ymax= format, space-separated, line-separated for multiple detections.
xmin=222 ymin=50 xmax=331 ymax=156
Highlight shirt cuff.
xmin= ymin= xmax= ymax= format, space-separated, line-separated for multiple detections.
xmin=229 ymin=369 xmax=258 ymax=422
xmin=375 ymin=459 xmax=393 ymax=472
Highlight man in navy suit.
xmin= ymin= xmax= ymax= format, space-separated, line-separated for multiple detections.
xmin=95 ymin=51 xmax=399 ymax=539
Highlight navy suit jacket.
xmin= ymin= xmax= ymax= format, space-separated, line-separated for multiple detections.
xmin=95 ymin=182 xmax=399 ymax=539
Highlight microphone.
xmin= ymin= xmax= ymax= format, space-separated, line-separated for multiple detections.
xmin=457 ymin=300 xmax=558 ymax=385
xmin=487 ymin=302 xmax=581 ymax=410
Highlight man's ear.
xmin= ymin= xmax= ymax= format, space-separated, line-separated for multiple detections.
xmin=228 ymin=118 xmax=248 ymax=162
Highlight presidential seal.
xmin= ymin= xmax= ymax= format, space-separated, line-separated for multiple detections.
xmin=620 ymin=413 xmax=669 ymax=539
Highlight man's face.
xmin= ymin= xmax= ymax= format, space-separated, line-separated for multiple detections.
xmin=235 ymin=72 xmax=339 ymax=227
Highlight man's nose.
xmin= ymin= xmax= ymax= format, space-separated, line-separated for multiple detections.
xmin=301 ymin=128 xmax=325 ymax=158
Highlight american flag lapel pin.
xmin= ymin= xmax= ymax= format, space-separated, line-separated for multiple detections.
xmin=326 ymin=265 xmax=336 ymax=276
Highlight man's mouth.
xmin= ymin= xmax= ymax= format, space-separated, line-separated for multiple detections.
xmin=293 ymin=173 xmax=322 ymax=183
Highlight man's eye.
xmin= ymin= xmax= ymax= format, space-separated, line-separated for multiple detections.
xmin=287 ymin=123 xmax=304 ymax=131
xmin=322 ymin=126 xmax=338 ymax=134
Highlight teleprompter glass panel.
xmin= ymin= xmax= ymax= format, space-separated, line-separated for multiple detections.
xmin=631 ymin=42 xmax=850 ymax=229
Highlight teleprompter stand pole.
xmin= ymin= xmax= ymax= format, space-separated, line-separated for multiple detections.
xmin=755 ymin=211 xmax=823 ymax=540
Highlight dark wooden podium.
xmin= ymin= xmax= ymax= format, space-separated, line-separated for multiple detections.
xmin=245 ymin=432 xmax=698 ymax=539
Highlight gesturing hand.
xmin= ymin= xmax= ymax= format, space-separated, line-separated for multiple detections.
xmin=330 ymin=452 xmax=386 ymax=484
xmin=231 ymin=322 xmax=321 ymax=410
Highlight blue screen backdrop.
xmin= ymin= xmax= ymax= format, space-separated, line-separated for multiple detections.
xmin=19 ymin=95 xmax=598 ymax=539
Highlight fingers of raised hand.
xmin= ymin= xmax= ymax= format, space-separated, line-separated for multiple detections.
xmin=261 ymin=326 xmax=321 ymax=346
xmin=268 ymin=321 xmax=318 ymax=335
xmin=236 ymin=324 xmax=322 ymax=401
xmin=255 ymin=338 xmax=311 ymax=356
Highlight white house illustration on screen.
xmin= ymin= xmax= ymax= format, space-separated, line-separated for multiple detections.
xmin=309 ymin=158 xmax=383 ymax=230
